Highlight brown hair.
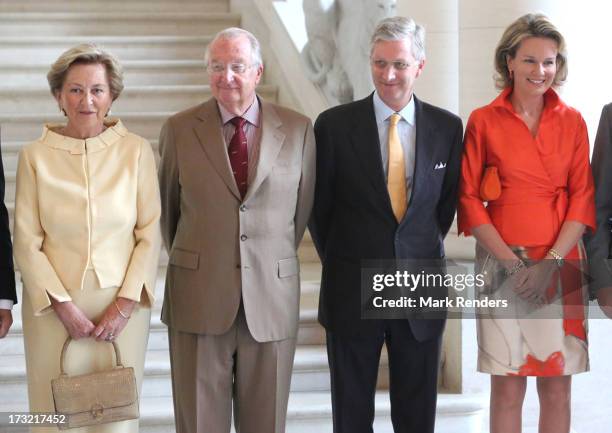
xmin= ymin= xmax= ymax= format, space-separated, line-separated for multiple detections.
xmin=494 ymin=13 xmax=567 ymax=89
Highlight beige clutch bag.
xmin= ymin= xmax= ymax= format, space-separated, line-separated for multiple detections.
xmin=51 ymin=337 xmax=139 ymax=430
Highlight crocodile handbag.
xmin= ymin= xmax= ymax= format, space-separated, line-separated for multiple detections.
xmin=51 ymin=337 xmax=139 ymax=430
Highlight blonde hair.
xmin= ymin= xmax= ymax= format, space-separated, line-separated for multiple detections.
xmin=47 ymin=43 xmax=124 ymax=100
xmin=494 ymin=13 xmax=567 ymax=90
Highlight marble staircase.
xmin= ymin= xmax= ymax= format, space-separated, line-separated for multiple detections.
xmin=0 ymin=1 xmax=485 ymax=432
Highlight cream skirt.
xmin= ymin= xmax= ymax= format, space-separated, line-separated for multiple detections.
xmin=21 ymin=270 xmax=151 ymax=433
xmin=475 ymin=243 xmax=589 ymax=376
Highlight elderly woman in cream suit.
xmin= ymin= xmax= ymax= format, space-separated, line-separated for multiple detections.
xmin=13 ymin=44 xmax=161 ymax=432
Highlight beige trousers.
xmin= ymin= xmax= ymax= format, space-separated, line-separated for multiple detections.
xmin=22 ymin=270 xmax=151 ymax=433
xmin=168 ymin=305 xmax=297 ymax=433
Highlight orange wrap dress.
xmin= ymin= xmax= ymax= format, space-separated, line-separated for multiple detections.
xmin=457 ymin=88 xmax=595 ymax=376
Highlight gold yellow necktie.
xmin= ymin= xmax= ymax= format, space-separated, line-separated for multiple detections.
xmin=387 ymin=113 xmax=407 ymax=222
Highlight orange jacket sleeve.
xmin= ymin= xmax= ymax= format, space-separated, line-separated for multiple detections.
xmin=457 ymin=111 xmax=492 ymax=236
xmin=565 ymin=115 xmax=596 ymax=232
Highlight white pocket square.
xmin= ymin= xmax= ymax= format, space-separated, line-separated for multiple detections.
xmin=434 ymin=162 xmax=446 ymax=170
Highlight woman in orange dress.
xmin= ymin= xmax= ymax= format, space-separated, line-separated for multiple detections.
xmin=457 ymin=14 xmax=595 ymax=433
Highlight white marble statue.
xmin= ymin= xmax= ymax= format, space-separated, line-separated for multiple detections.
xmin=302 ymin=0 xmax=397 ymax=104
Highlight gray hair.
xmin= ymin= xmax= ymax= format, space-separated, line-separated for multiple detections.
xmin=204 ymin=27 xmax=263 ymax=68
xmin=370 ymin=16 xmax=426 ymax=62
xmin=47 ymin=43 xmax=124 ymax=100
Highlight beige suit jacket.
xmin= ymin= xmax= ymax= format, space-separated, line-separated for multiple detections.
xmin=14 ymin=120 xmax=162 ymax=315
xmin=158 ymin=97 xmax=315 ymax=342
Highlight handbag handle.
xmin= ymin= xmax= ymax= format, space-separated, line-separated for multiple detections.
xmin=59 ymin=337 xmax=124 ymax=376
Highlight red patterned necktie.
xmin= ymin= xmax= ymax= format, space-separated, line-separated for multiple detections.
xmin=229 ymin=116 xmax=248 ymax=198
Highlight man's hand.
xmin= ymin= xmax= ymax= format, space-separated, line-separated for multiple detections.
xmin=0 ymin=309 xmax=13 ymax=338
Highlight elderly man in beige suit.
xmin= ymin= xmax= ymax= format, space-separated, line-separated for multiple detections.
xmin=158 ymin=27 xmax=315 ymax=433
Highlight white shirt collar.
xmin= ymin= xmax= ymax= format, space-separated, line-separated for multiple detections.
xmin=373 ymin=91 xmax=416 ymax=126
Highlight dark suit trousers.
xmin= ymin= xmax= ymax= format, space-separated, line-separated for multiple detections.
xmin=326 ymin=321 xmax=442 ymax=433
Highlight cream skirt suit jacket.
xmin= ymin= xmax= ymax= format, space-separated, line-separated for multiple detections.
xmin=13 ymin=119 xmax=162 ymax=433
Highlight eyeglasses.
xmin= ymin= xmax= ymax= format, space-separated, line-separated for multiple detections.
xmin=371 ymin=60 xmax=412 ymax=71
xmin=208 ymin=62 xmax=254 ymax=75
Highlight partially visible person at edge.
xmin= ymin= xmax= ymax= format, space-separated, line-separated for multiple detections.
xmin=457 ymin=13 xmax=595 ymax=433
xmin=13 ymin=43 xmax=161 ymax=432
xmin=585 ymin=103 xmax=612 ymax=319
xmin=0 ymin=139 xmax=16 ymax=339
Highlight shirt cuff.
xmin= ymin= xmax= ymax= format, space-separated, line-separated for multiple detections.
xmin=0 ymin=299 xmax=14 ymax=310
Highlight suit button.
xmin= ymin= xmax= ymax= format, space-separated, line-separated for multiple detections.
xmin=239 ymin=204 xmax=247 ymax=212
xmin=236 ymin=263 xmax=241 ymax=269
xmin=240 ymin=234 xmax=248 ymax=241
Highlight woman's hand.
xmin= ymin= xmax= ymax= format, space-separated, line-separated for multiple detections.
xmin=513 ymin=260 xmax=558 ymax=304
xmin=51 ymin=300 xmax=95 ymax=339
xmin=93 ymin=297 xmax=137 ymax=342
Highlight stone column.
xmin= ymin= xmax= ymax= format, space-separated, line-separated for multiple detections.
xmin=396 ymin=0 xmax=463 ymax=394
xmin=459 ymin=0 xmax=612 ymax=132
xmin=397 ymin=0 xmax=459 ymax=114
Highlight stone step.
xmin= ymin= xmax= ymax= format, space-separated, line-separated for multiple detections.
xmin=3 ymin=246 xmax=320 ymax=299
xmin=0 ymin=196 xmax=319 ymax=266
xmin=0 ymin=112 xmax=172 ymax=142
xmin=0 ymin=103 xmax=288 ymax=141
xmin=0 ymin=0 xmax=228 ymax=13
xmin=2 ymin=150 xmax=21 ymax=173
xmin=0 ymin=393 xmax=485 ymax=433
xmin=444 ymin=224 xmax=476 ymax=260
xmin=0 ymin=36 xmax=214 ymax=62
xmin=0 ymin=60 xmax=210 ymax=87
xmin=0 ymin=341 xmax=381 ymax=404
xmin=3 ymin=139 xmax=171 ymax=171
xmin=2 ymin=296 xmax=325 ymax=357
xmin=0 ymin=197 xmax=320 ymax=265
xmin=0 ymin=12 xmax=240 ymax=37
xmin=0 ymin=288 xmax=325 ymax=357
xmin=0 ymin=84 xmax=278 ymax=114
xmin=1 ymin=262 xmax=324 ymax=355
xmin=1 ymin=307 xmax=325 ymax=359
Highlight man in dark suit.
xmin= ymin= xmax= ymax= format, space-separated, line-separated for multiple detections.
xmin=585 ymin=102 xmax=612 ymax=318
xmin=309 ymin=16 xmax=463 ymax=433
xmin=0 ymin=137 xmax=17 ymax=338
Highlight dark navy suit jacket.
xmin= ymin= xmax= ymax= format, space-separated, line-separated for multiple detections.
xmin=0 ymin=133 xmax=17 ymax=304
xmin=309 ymin=93 xmax=463 ymax=340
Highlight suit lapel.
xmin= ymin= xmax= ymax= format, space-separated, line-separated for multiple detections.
xmin=244 ymin=99 xmax=285 ymax=202
xmin=193 ymin=99 xmax=241 ymax=200
xmin=349 ymin=95 xmax=394 ymax=215
xmin=409 ymin=97 xmax=435 ymax=210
